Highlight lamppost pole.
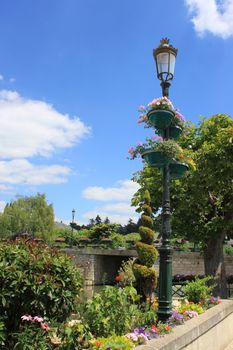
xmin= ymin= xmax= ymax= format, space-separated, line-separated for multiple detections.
xmin=71 ymin=209 xmax=75 ymax=233
xmin=153 ymin=38 xmax=178 ymax=322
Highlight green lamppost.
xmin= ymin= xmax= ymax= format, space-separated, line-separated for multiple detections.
xmin=153 ymin=38 xmax=178 ymax=322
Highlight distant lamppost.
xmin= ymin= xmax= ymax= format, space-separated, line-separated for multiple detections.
xmin=153 ymin=38 xmax=178 ymax=322
xmin=71 ymin=209 xmax=75 ymax=233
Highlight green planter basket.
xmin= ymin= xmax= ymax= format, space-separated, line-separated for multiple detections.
xmin=142 ymin=149 xmax=171 ymax=167
xmin=169 ymin=162 xmax=188 ymax=179
xmin=147 ymin=109 xmax=174 ymax=130
xmin=158 ymin=126 xmax=182 ymax=140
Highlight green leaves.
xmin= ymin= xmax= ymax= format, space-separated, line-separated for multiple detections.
xmin=81 ymin=286 xmax=142 ymax=337
xmin=0 ymin=193 xmax=55 ymax=240
xmin=0 ymin=241 xmax=82 ymax=337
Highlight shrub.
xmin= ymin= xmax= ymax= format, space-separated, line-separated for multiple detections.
xmin=133 ymin=190 xmax=158 ymax=301
xmin=118 ymin=259 xmax=136 ymax=287
xmin=54 ymin=319 xmax=93 ymax=350
xmin=91 ymin=335 xmax=134 ymax=350
xmin=0 ymin=241 xmax=82 ymax=335
xmin=224 ymin=244 xmax=233 ymax=255
xmin=178 ymin=302 xmax=204 ymax=315
xmin=0 ymin=319 xmax=6 ymax=348
xmin=124 ymin=233 xmax=140 ymax=242
xmin=80 ymin=286 xmax=141 ymax=337
xmin=89 ymin=223 xmax=118 ymax=240
xmin=109 ymin=233 xmax=126 ymax=249
xmin=13 ymin=316 xmax=51 ymax=350
xmin=183 ymin=276 xmax=215 ymax=304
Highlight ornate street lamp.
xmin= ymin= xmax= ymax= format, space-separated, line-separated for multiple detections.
xmin=153 ymin=38 xmax=178 ymax=98
xmin=153 ymin=38 xmax=178 ymax=322
xmin=71 ymin=209 xmax=75 ymax=233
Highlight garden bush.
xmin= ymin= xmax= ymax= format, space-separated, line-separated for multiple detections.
xmin=133 ymin=190 xmax=158 ymax=301
xmin=183 ymin=276 xmax=214 ymax=304
xmin=118 ymin=259 xmax=136 ymax=287
xmin=224 ymin=244 xmax=233 ymax=255
xmin=12 ymin=316 xmax=51 ymax=350
xmin=80 ymin=286 xmax=142 ymax=337
xmin=0 ymin=241 xmax=82 ymax=337
xmin=91 ymin=335 xmax=134 ymax=350
xmin=54 ymin=319 xmax=92 ymax=350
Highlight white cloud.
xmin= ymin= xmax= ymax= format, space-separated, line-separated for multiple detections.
xmin=82 ymin=180 xmax=140 ymax=225
xmin=99 ymin=202 xmax=135 ymax=215
xmin=0 ymin=201 xmax=6 ymax=212
xmin=82 ymin=210 xmax=138 ymax=225
xmin=0 ymin=159 xmax=71 ymax=185
xmin=82 ymin=180 xmax=139 ymax=201
xmin=185 ymin=0 xmax=233 ymax=38
xmin=0 ymin=75 xmax=4 ymax=81
xmin=0 ymin=184 xmax=12 ymax=191
xmin=0 ymin=90 xmax=91 ymax=159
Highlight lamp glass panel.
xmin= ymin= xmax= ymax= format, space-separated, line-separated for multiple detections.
xmin=156 ymin=52 xmax=169 ymax=75
xmin=169 ymin=53 xmax=176 ymax=76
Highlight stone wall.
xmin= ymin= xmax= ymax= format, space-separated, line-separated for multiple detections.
xmin=63 ymin=248 xmax=233 ymax=285
xmin=63 ymin=248 xmax=137 ymax=285
xmin=134 ymin=300 xmax=233 ymax=350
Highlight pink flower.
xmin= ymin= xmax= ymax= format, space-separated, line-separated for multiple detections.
xmin=151 ymin=135 xmax=157 ymax=139
xmin=33 ymin=316 xmax=44 ymax=322
xmin=138 ymin=105 xmax=145 ymax=110
xmin=21 ymin=315 xmax=33 ymax=321
xmin=41 ymin=323 xmax=50 ymax=331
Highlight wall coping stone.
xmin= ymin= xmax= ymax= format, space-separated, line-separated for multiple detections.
xmin=62 ymin=248 xmax=138 ymax=257
xmin=134 ymin=300 xmax=233 ymax=350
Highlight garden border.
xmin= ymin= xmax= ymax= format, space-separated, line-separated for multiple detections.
xmin=134 ymin=300 xmax=233 ymax=350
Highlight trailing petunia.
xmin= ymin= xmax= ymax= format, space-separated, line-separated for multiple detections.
xmin=137 ymin=97 xmax=185 ymax=129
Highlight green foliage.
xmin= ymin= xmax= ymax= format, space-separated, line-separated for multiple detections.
xmin=124 ymin=232 xmax=140 ymax=242
xmin=0 ymin=241 xmax=82 ymax=335
xmin=13 ymin=324 xmax=51 ymax=350
xmin=178 ymin=303 xmax=204 ymax=315
xmin=80 ymin=286 xmax=141 ymax=337
xmin=138 ymin=226 xmax=154 ymax=244
xmin=141 ymin=214 xmax=153 ymax=228
xmin=0 ymin=319 xmax=6 ymax=348
xmin=109 ymin=233 xmax=126 ymax=248
xmin=56 ymin=319 xmax=92 ymax=350
xmin=132 ymin=115 xmax=233 ymax=296
xmin=0 ymin=193 xmax=54 ymax=240
xmin=133 ymin=190 xmax=158 ymax=300
xmin=224 ymin=244 xmax=233 ymax=255
xmin=91 ymin=335 xmax=134 ymax=350
xmin=118 ymin=259 xmax=136 ymax=287
xmin=89 ymin=223 xmax=119 ymax=240
xmin=133 ymin=263 xmax=157 ymax=280
xmin=136 ymin=242 xmax=158 ymax=267
xmin=183 ymin=276 xmax=215 ymax=304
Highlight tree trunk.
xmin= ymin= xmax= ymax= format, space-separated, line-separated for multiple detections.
xmin=203 ymin=232 xmax=227 ymax=298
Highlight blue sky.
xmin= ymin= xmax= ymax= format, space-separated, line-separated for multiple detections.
xmin=0 ymin=0 xmax=232 ymax=225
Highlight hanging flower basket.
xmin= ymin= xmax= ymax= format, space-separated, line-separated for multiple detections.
xmin=158 ymin=126 xmax=182 ymax=140
xmin=147 ymin=109 xmax=174 ymax=130
xmin=142 ymin=149 xmax=171 ymax=167
xmin=169 ymin=162 xmax=188 ymax=179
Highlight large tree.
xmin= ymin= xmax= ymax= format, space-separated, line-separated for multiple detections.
xmin=0 ymin=193 xmax=54 ymax=240
xmin=132 ymin=114 xmax=233 ymax=297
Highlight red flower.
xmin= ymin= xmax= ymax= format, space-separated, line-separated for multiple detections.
xmin=94 ymin=340 xmax=102 ymax=348
xmin=41 ymin=323 xmax=49 ymax=331
xmin=151 ymin=325 xmax=159 ymax=333
xmin=115 ymin=275 xmax=121 ymax=282
xmin=165 ymin=325 xmax=171 ymax=331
